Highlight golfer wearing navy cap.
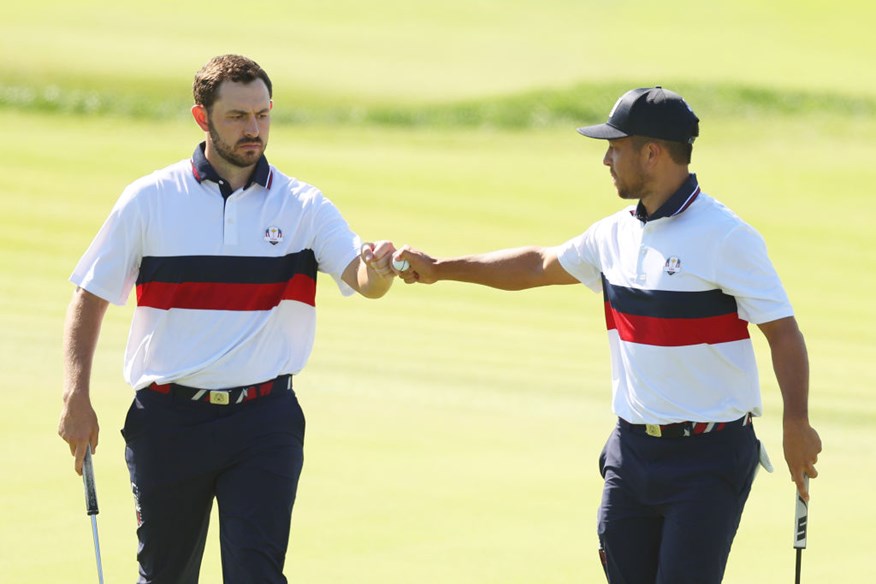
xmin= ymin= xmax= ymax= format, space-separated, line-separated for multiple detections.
xmin=392 ymin=87 xmax=822 ymax=583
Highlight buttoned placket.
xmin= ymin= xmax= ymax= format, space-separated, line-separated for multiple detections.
xmin=634 ymin=220 xmax=650 ymax=285
xmin=223 ymin=186 xmax=239 ymax=246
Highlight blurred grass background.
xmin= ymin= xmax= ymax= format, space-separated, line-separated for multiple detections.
xmin=1 ymin=0 xmax=874 ymax=582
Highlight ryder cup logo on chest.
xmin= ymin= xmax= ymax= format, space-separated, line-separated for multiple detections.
xmin=264 ymin=226 xmax=284 ymax=245
xmin=664 ymin=256 xmax=682 ymax=276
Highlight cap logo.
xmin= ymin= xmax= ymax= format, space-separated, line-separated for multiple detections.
xmin=608 ymin=94 xmax=625 ymax=119
xmin=264 ymin=226 xmax=284 ymax=245
xmin=663 ymin=256 xmax=682 ymax=276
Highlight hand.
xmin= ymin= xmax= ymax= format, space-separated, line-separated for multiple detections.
xmin=360 ymin=240 xmax=397 ymax=279
xmin=391 ymin=245 xmax=438 ymax=284
xmin=783 ymin=418 xmax=821 ymax=501
xmin=58 ymin=391 xmax=100 ymax=476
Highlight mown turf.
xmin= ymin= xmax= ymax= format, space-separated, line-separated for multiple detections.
xmin=1 ymin=109 xmax=874 ymax=582
xmin=3 ymin=0 xmax=876 ymax=115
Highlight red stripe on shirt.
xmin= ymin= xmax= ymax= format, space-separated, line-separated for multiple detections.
xmin=604 ymin=301 xmax=750 ymax=346
xmin=136 ymin=274 xmax=316 ymax=311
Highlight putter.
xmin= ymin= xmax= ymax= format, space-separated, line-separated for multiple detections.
xmin=793 ymin=475 xmax=809 ymax=584
xmin=82 ymin=445 xmax=105 ymax=584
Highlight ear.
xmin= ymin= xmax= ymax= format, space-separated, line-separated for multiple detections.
xmin=642 ymin=141 xmax=662 ymax=166
xmin=191 ymin=104 xmax=210 ymax=132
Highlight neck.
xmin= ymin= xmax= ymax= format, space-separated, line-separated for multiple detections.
xmin=638 ymin=168 xmax=690 ymax=217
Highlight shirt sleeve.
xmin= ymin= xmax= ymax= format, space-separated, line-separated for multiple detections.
xmin=69 ymin=186 xmax=143 ymax=305
xmin=310 ymin=193 xmax=360 ymax=297
xmin=716 ymin=223 xmax=794 ymax=324
xmin=552 ymin=222 xmax=606 ymax=294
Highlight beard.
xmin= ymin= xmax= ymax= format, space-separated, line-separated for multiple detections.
xmin=207 ymin=118 xmax=265 ymax=168
xmin=613 ymin=167 xmax=647 ymax=200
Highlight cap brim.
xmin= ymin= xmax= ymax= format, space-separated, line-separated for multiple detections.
xmin=576 ymin=123 xmax=629 ymax=140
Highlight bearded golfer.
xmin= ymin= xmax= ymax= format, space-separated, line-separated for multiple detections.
xmin=392 ymin=87 xmax=822 ymax=583
xmin=58 ymin=54 xmax=397 ymax=583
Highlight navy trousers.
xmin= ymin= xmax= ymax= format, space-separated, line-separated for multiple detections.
xmin=597 ymin=419 xmax=759 ymax=584
xmin=121 ymin=383 xmax=305 ymax=584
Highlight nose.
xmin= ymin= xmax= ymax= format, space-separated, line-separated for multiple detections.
xmin=602 ymin=147 xmax=612 ymax=167
xmin=243 ymin=114 xmax=260 ymax=138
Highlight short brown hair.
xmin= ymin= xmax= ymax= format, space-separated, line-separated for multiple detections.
xmin=631 ymin=136 xmax=693 ymax=165
xmin=193 ymin=54 xmax=272 ymax=110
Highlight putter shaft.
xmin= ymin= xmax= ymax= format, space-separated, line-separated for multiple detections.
xmin=91 ymin=515 xmax=105 ymax=584
xmin=83 ymin=447 xmax=105 ymax=584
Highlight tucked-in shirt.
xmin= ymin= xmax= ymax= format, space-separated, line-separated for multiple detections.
xmin=71 ymin=147 xmax=360 ymax=390
xmin=554 ymin=175 xmax=792 ymax=424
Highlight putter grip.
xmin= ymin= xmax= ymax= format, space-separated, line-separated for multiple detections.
xmin=793 ymin=475 xmax=809 ymax=549
xmin=83 ymin=446 xmax=99 ymax=516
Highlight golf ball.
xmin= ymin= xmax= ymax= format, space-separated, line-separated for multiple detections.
xmin=392 ymin=258 xmax=410 ymax=271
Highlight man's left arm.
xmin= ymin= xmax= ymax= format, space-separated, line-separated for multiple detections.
xmin=342 ymin=240 xmax=396 ymax=299
xmin=757 ymin=316 xmax=822 ymax=501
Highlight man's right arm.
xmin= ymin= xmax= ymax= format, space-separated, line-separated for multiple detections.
xmin=394 ymin=245 xmax=579 ymax=290
xmin=58 ymin=287 xmax=109 ymax=475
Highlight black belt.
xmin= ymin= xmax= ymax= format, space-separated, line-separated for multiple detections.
xmin=619 ymin=413 xmax=752 ymax=438
xmin=147 ymin=375 xmax=293 ymax=406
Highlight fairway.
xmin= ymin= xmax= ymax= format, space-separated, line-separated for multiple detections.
xmin=2 ymin=1 xmax=875 ymax=582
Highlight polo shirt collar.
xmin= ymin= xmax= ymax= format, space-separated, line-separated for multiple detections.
xmin=190 ymin=142 xmax=272 ymax=193
xmin=633 ymin=173 xmax=701 ymax=223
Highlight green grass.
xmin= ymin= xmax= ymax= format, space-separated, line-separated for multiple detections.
xmin=1 ymin=0 xmax=875 ymax=581
xmin=1 ymin=110 xmax=874 ymax=582
xmin=3 ymin=0 xmax=876 ymax=111
xmin=5 ymin=79 xmax=876 ymax=129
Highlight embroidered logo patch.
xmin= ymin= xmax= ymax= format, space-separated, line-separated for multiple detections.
xmin=264 ymin=226 xmax=283 ymax=245
xmin=664 ymin=256 xmax=682 ymax=276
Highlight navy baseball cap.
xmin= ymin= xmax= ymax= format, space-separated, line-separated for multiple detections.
xmin=577 ymin=87 xmax=699 ymax=144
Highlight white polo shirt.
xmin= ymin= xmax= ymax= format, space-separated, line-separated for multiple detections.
xmin=70 ymin=145 xmax=361 ymax=390
xmin=555 ymin=175 xmax=793 ymax=424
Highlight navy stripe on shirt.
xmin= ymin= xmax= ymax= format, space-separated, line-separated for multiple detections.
xmin=138 ymin=251 xmax=317 ymax=285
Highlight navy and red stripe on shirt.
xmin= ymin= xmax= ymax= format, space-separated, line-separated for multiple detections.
xmin=136 ymin=251 xmax=318 ymax=311
xmin=601 ymin=275 xmax=750 ymax=347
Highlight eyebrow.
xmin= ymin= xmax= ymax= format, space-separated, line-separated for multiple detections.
xmin=226 ymin=108 xmax=271 ymax=116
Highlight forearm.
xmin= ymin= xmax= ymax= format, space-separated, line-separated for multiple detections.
xmin=431 ymin=247 xmax=564 ymax=290
xmin=765 ymin=318 xmax=810 ymax=421
xmin=63 ymin=288 xmax=109 ymax=401
xmin=59 ymin=288 xmax=109 ymax=472
xmin=758 ymin=316 xmax=821 ymax=497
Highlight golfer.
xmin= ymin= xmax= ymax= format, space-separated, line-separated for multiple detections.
xmin=392 ymin=87 xmax=822 ymax=583
xmin=58 ymin=54 xmax=397 ymax=583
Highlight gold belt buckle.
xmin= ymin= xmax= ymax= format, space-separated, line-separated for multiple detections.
xmin=645 ymin=424 xmax=662 ymax=437
xmin=209 ymin=391 xmax=230 ymax=405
